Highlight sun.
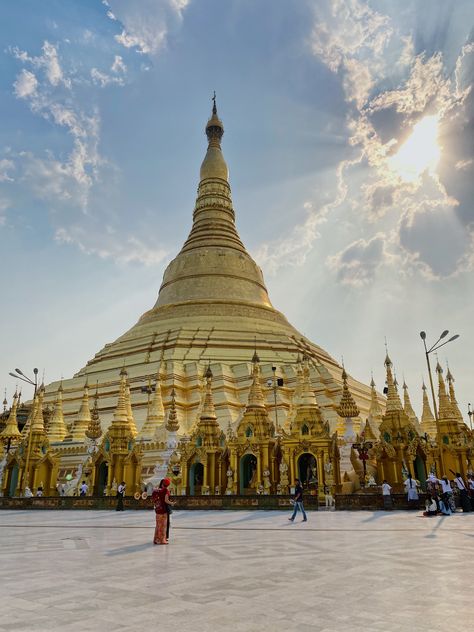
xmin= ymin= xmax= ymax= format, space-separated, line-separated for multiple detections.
xmin=388 ymin=115 xmax=441 ymax=181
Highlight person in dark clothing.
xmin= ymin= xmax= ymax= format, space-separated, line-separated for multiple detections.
xmin=289 ymin=478 xmax=307 ymax=522
xmin=116 ymin=481 xmax=126 ymax=511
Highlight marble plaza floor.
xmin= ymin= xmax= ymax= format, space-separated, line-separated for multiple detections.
xmin=0 ymin=509 xmax=473 ymax=632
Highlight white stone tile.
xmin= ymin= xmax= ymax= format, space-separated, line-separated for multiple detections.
xmin=0 ymin=509 xmax=473 ymax=631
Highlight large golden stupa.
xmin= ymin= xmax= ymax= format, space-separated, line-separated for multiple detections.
xmin=43 ymin=100 xmax=374 ymax=434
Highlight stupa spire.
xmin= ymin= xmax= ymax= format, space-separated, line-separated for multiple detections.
xmin=247 ymin=352 xmax=266 ymax=409
xmin=436 ymin=362 xmax=452 ymax=420
xmin=0 ymin=390 xmax=22 ymax=445
xmin=195 ymin=365 xmax=220 ymax=447
xmin=446 ymin=368 xmax=463 ymax=423
xmin=110 ymin=368 xmax=131 ymax=431
xmin=139 ymin=365 xmax=165 ymax=440
xmin=47 ymin=382 xmax=67 ymax=442
xmin=71 ymin=381 xmax=91 ymax=442
xmin=85 ymin=384 xmax=102 ymax=442
xmin=384 ymin=354 xmax=403 ymax=413
xmin=421 ymin=381 xmax=437 ymax=437
xmin=336 ymin=367 xmax=360 ymax=419
xmin=30 ymin=385 xmax=45 ymax=434
xmin=166 ymin=389 xmax=180 ymax=433
xmin=368 ymin=376 xmax=383 ymax=426
xmin=298 ymin=355 xmax=319 ymax=408
xmin=125 ymin=381 xmax=138 ymax=438
xmin=403 ymin=380 xmax=420 ymax=429
xmin=152 ymin=98 xmax=273 ymax=312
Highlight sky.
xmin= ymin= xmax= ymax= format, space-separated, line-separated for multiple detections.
xmin=0 ymin=0 xmax=473 ymax=421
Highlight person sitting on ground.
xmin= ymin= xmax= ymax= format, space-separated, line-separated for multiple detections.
xmin=423 ymin=493 xmax=438 ymax=516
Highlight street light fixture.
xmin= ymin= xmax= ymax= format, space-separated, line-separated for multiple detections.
xmin=7 ymin=367 xmax=40 ymax=496
xmin=8 ymin=368 xmax=39 ymax=395
xmin=468 ymin=403 xmax=473 ymax=432
xmin=419 ymin=330 xmax=460 ymax=474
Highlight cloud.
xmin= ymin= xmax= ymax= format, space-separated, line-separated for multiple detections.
xmin=55 ymin=226 xmax=169 ymax=266
xmin=90 ymin=67 xmax=124 ymax=87
xmin=12 ymin=41 xmax=70 ymax=89
xmin=326 ymin=233 xmax=393 ymax=287
xmin=305 ymin=2 xmax=474 ymax=286
xmin=108 ymin=0 xmax=189 ymax=55
xmin=13 ymin=69 xmax=38 ymax=98
xmin=0 ymin=197 xmax=10 ymax=225
xmin=10 ymin=35 xmax=168 ymax=267
xmin=0 ymin=158 xmax=15 ymax=182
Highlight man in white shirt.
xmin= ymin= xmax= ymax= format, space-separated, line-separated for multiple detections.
xmin=79 ymin=481 xmax=89 ymax=497
xmin=453 ymin=472 xmax=471 ymax=512
xmin=381 ymin=480 xmax=392 ymax=510
xmin=437 ymin=476 xmax=454 ymax=513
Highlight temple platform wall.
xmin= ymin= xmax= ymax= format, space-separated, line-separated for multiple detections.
xmin=0 ymin=494 xmax=320 ymax=511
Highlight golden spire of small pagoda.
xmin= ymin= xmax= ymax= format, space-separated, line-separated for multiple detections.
xmin=125 ymin=380 xmax=138 ymax=438
xmin=166 ymin=388 xmax=180 ymax=433
xmin=110 ymin=368 xmax=130 ymax=431
xmin=436 ymin=362 xmax=452 ymax=420
xmin=0 ymin=390 xmax=22 ymax=445
xmin=138 ymin=364 xmax=165 ymax=440
xmin=403 ymin=380 xmax=421 ymax=432
xmin=336 ymin=367 xmax=360 ymax=419
xmin=298 ymin=355 xmax=319 ymax=408
xmin=195 ymin=364 xmax=220 ymax=446
xmin=246 ymin=351 xmax=266 ymax=409
xmin=71 ymin=380 xmax=91 ymax=441
xmin=30 ymin=384 xmax=45 ymax=434
xmin=85 ymin=384 xmax=102 ymax=442
xmin=361 ymin=417 xmax=378 ymax=441
xmin=21 ymin=392 xmax=38 ymax=437
xmin=368 ymin=376 xmax=383 ymax=427
xmin=420 ymin=381 xmax=437 ymax=437
xmin=47 ymin=382 xmax=67 ymax=442
xmin=446 ymin=368 xmax=463 ymax=423
xmin=384 ymin=354 xmax=403 ymax=413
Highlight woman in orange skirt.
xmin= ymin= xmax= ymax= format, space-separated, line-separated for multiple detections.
xmin=152 ymin=478 xmax=173 ymax=544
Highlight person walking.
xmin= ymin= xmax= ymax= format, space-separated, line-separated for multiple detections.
xmin=79 ymin=481 xmax=88 ymax=496
xmin=152 ymin=478 xmax=174 ymax=544
xmin=289 ymin=478 xmax=307 ymax=522
xmin=453 ymin=472 xmax=471 ymax=512
xmin=116 ymin=481 xmax=126 ymax=511
xmin=381 ymin=480 xmax=393 ymax=510
xmin=437 ymin=476 xmax=454 ymax=513
xmin=404 ymin=474 xmax=419 ymax=504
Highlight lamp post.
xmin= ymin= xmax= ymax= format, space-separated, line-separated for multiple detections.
xmin=419 ymin=330 xmax=459 ymax=475
xmin=468 ymin=404 xmax=473 ymax=432
xmin=8 ymin=368 xmax=39 ymax=397
xmin=270 ymin=366 xmax=284 ymax=435
xmin=8 ymin=368 xmax=39 ymax=496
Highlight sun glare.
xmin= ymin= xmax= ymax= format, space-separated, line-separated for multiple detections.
xmin=388 ymin=115 xmax=441 ymax=181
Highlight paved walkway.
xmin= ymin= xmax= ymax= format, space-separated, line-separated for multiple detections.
xmin=0 ymin=509 xmax=473 ymax=632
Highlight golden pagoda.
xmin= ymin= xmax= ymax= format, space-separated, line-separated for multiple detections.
xmin=3 ymin=100 xmax=386 ymax=497
xmin=374 ymin=355 xmax=429 ymax=487
xmin=39 ymin=99 xmax=377 ymax=441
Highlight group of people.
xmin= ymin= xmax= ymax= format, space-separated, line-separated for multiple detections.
xmin=381 ymin=471 xmax=474 ymax=515
xmin=423 ymin=472 xmax=474 ymax=516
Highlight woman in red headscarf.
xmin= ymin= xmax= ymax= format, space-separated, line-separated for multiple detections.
xmin=152 ymin=478 xmax=174 ymax=545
